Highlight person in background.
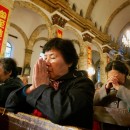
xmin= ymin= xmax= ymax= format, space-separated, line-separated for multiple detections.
xmin=5 ymin=38 xmax=95 ymax=130
xmin=94 ymin=60 xmax=130 ymax=130
xmin=0 ymin=57 xmax=23 ymax=107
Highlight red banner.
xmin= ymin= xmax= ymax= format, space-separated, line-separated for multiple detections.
xmin=57 ymin=29 xmax=62 ymax=38
xmin=0 ymin=5 xmax=9 ymax=53
xmin=87 ymin=46 xmax=92 ymax=67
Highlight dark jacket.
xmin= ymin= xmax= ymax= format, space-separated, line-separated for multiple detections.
xmin=5 ymin=70 xmax=95 ymax=129
xmin=0 ymin=77 xmax=23 ymax=107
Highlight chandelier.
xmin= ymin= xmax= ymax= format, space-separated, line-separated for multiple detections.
xmin=122 ymin=30 xmax=130 ymax=47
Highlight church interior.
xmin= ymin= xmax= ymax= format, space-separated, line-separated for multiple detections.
xmin=1 ymin=1 xmax=130 ymax=130
xmin=1 ymin=0 xmax=130 ymax=84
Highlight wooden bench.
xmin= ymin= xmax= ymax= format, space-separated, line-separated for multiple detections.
xmin=93 ymin=106 xmax=130 ymax=126
xmin=0 ymin=107 xmax=82 ymax=130
xmin=1 ymin=106 xmax=130 ymax=130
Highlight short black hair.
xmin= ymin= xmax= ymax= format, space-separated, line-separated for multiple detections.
xmin=105 ymin=60 xmax=129 ymax=76
xmin=43 ymin=38 xmax=79 ymax=71
xmin=80 ymin=70 xmax=88 ymax=77
xmin=0 ymin=58 xmax=18 ymax=78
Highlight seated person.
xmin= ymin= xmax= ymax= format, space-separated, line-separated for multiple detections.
xmin=94 ymin=60 xmax=130 ymax=130
xmin=0 ymin=57 xmax=23 ymax=107
xmin=5 ymin=38 xmax=95 ymax=130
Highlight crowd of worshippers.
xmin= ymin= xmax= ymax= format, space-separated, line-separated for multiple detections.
xmin=0 ymin=37 xmax=130 ymax=130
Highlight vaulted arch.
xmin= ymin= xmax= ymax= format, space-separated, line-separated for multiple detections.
xmin=104 ymin=1 xmax=130 ymax=33
xmin=28 ymin=24 xmax=48 ymax=49
xmin=10 ymin=23 xmax=28 ymax=47
xmin=85 ymin=0 xmax=98 ymax=19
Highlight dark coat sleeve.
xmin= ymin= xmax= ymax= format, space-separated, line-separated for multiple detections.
xmin=5 ymin=86 xmax=33 ymax=113
xmin=26 ymin=77 xmax=95 ymax=124
xmin=0 ymin=78 xmax=23 ymax=107
xmin=5 ymin=77 xmax=95 ymax=128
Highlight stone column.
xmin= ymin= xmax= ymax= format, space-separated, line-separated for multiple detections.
xmin=51 ymin=11 xmax=69 ymax=38
xmin=0 ymin=0 xmax=14 ymax=57
xmin=81 ymin=31 xmax=95 ymax=79
xmin=100 ymin=53 xmax=108 ymax=83
xmin=100 ymin=45 xmax=112 ymax=83
xmin=22 ymin=48 xmax=33 ymax=76
xmin=24 ymin=49 xmax=33 ymax=67
xmin=78 ymin=54 xmax=87 ymax=70
xmin=51 ymin=25 xmax=63 ymax=38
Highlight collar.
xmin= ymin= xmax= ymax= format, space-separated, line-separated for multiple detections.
xmin=56 ymin=70 xmax=85 ymax=81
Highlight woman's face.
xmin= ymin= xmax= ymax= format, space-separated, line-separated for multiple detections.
xmin=44 ymin=49 xmax=71 ymax=80
xmin=0 ymin=65 xmax=11 ymax=83
xmin=107 ymin=70 xmax=126 ymax=85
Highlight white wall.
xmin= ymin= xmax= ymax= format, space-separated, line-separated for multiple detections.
xmin=8 ymin=27 xmax=25 ymax=68
xmin=28 ymin=40 xmax=46 ymax=83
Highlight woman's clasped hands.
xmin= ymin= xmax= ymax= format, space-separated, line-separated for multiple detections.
xmin=28 ymin=57 xmax=50 ymax=93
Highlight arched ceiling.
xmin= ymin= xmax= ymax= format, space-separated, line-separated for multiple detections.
xmin=8 ymin=0 xmax=130 ymax=59
xmin=11 ymin=0 xmax=130 ymax=40
xmin=37 ymin=0 xmax=130 ymax=58
xmin=65 ymin=0 xmax=130 ymax=40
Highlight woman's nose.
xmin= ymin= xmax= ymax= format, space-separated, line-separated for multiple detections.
xmin=45 ymin=58 xmax=51 ymax=65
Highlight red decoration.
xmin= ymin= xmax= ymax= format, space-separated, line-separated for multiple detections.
xmin=0 ymin=5 xmax=9 ymax=53
xmin=87 ymin=46 xmax=92 ymax=67
xmin=57 ymin=29 xmax=62 ymax=38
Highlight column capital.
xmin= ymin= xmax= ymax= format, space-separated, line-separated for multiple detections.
xmin=82 ymin=30 xmax=95 ymax=42
xmin=51 ymin=11 xmax=69 ymax=28
xmin=25 ymin=49 xmax=33 ymax=54
xmin=102 ymin=45 xmax=112 ymax=53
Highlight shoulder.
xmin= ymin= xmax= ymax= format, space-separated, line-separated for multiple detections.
xmin=125 ymin=78 xmax=130 ymax=88
xmin=72 ymin=71 xmax=94 ymax=89
xmin=74 ymin=70 xmax=92 ymax=82
xmin=9 ymin=77 xmax=24 ymax=87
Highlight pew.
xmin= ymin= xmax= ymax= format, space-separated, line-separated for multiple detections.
xmin=93 ymin=106 xmax=130 ymax=129
xmin=0 ymin=107 xmax=82 ymax=130
xmin=1 ymin=106 xmax=130 ymax=130
xmin=93 ymin=106 xmax=130 ymax=126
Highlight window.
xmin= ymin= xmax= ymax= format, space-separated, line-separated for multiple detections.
xmin=4 ymin=42 xmax=12 ymax=57
xmin=97 ymin=67 xmax=100 ymax=82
